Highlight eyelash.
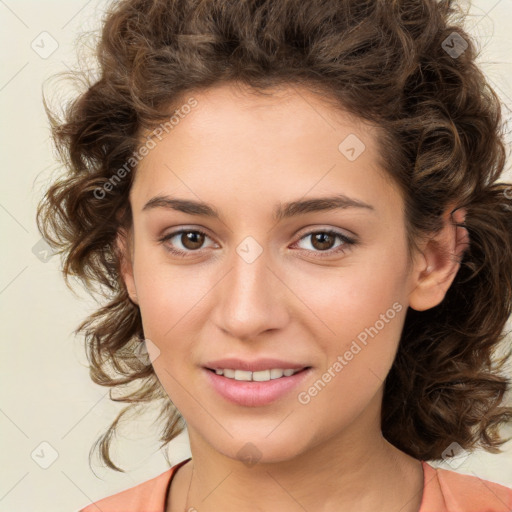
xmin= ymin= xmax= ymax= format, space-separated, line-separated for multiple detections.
xmin=158 ymin=228 xmax=357 ymax=259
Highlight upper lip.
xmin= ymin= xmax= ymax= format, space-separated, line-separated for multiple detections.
xmin=203 ymin=358 xmax=310 ymax=372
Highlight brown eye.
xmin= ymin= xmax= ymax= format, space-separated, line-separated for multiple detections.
xmin=310 ymin=232 xmax=336 ymax=251
xmin=294 ymin=229 xmax=357 ymax=258
xmin=159 ymin=229 xmax=215 ymax=256
xmin=180 ymin=231 xmax=205 ymax=250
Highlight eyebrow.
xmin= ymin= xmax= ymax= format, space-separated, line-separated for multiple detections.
xmin=142 ymin=194 xmax=376 ymax=221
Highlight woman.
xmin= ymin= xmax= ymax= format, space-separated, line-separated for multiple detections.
xmin=37 ymin=0 xmax=512 ymax=511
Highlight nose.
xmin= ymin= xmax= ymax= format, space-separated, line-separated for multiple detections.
xmin=212 ymin=243 xmax=290 ymax=341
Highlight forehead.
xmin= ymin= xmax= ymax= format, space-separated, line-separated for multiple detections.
xmin=131 ymin=82 xmax=400 ymax=219
xmin=146 ymin=81 xmax=375 ymax=147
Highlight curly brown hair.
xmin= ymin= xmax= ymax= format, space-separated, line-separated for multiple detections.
xmin=36 ymin=0 xmax=512 ymax=472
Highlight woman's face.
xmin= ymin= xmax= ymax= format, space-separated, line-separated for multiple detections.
xmin=119 ymin=82 xmax=423 ymax=463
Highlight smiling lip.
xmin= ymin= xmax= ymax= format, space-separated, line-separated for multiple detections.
xmin=203 ymin=366 xmax=312 ymax=407
xmin=203 ymin=357 xmax=309 ymax=372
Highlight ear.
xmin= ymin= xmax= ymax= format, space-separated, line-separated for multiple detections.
xmin=116 ymin=228 xmax=139 ymax=306
xmin=408 ymin=204 xmax=470 ymax=312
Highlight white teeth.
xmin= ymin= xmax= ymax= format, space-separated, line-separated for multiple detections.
xmin=270 ymin=369 xmax=284 ymax=379
xmin=235 ymin=370 xmax=252 ymax=381
xmin=212 ymin=368 xmax=304 ymax=382
xmin=253 ymin=370 xmax=270 ymax=381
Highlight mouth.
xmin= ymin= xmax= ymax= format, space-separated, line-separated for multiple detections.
xmin=202 ymin=366 xmax=313 ymax=407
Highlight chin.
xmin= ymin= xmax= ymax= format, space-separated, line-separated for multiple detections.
xmin=210 ymin=432 xmax=311 ymax=466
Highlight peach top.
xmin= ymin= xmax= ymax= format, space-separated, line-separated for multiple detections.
xmin=78 ymin=457 xmax=512 ymax=512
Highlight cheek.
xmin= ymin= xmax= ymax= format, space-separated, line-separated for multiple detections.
xmin=133 ymin=252 xmax=211 ymax=338
xmin=290 ymin=254 xmax=407 ymax=398
xmin=296 ymin=305 xmax=405 ymax=435
xmin=288 ymin=254 xmax=407 ymax=342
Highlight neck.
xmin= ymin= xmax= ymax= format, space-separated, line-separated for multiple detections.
xmin=171 ymin=403 xmax=424 ymax=512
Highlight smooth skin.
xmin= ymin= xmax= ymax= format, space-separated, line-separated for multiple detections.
xmin=117 ymin=82 xmax=469 ymax=512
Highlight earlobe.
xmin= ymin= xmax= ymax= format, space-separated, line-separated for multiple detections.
xmin=115 ymin=230 xmax=139 ymax=306
xmin=408 ymin=205 xmax=470 ymax=312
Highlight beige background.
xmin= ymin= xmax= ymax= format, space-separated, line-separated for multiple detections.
xmin=0 ymin=0 xmax=511 ymax=510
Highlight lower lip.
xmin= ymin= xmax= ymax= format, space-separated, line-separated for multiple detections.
xmin=203 ymin=367 xmax=312 ymax=407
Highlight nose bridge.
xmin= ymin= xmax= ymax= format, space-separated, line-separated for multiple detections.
xmin=214 ymin=237 xmax=287 ymax=339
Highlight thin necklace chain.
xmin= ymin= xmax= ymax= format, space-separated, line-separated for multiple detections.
xmin=183 ymin=460 xmax=194 ymax=512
